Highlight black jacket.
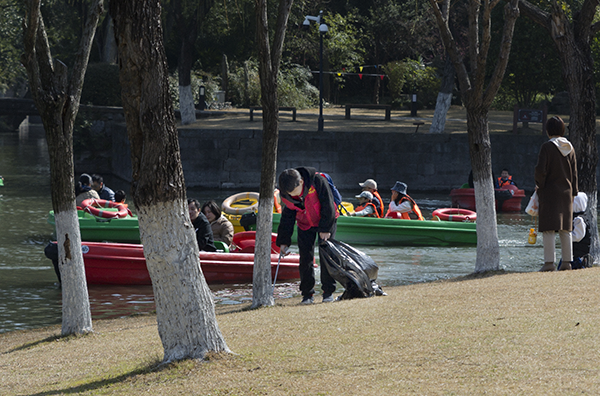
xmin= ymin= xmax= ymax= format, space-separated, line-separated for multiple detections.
xmin=192 ymin=213 xmax=217 ymax=252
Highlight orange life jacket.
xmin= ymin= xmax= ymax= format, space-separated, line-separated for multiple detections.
xmin=497 ymin=175 xmax=514 ymax=188
xmin=281 ymin=185 xmax=322 ymax=231
xmin=385 ymin=195 xmax=424 ymax=221
xmin=371 ymin=190 xmax=384 ymax=218
xmin=354 ymin=202 xmax=380 ymax=218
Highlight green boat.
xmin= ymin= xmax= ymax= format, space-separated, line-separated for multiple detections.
xmin=271 ymin=213 xmax=477 ymax=247
xmin=48 ymin=210 xmax=141 ymax=243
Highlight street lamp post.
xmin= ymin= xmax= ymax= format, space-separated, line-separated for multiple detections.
xmin=303 ymin=11 xmax=328 ymax=132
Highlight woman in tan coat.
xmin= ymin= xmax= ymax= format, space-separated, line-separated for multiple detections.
xmin=534 ymin=116 xmax=578 ymax=271
xmin=201 ymin=200 xmax=234 ymax=247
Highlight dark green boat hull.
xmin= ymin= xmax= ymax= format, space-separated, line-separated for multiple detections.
xmin=272 ymin=214 xmax=477 ymax=246
xmin=48 ymin=210 xmax=141 ymax=243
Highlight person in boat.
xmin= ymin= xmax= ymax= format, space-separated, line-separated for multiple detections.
xmin=201 ymin=200 xmax=234 ymax=247
xmin=75 ymin=173 xmax=100 ymax=207
xmin=385 ymin=181 xmax=424 ymax=220
xmin=535 ymin=116 xmax=578 ymax=272
xmin=350 ymin=191 xmax=380 ymax=218
xmin=188 ymin=198 xmax=217 ymax=252
xmin=358 ymin=178 xmax=384 ymax=217
xmin=495 ymin=168 xmax=517 ymax=189
xmin=114 ymin=190 xmax=127 ymax=204
xmin=276 ymin=167 xmax=338 ymax=305
xmin=92 ymin=174 xmax=115 ymax=201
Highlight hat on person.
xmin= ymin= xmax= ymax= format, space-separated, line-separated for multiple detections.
xmin=573 ymin=192 xmax=588 ymax=213
xmin=391 ymin=181 xmax=407 ymax=195
xmin=359 ymin=179 xmax=377 ymax=190
xmin=355 ymin=191 xmax=373 ymax=200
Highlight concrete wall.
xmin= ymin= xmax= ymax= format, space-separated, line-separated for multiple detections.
xmin=110 ymin=126 xmax=556 ymax=193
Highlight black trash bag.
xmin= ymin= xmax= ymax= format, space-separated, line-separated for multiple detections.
xmin=319 ymin=239 xmax=385 ymax=300
xmin=44 ymin=241 xmax=61 ymax=284
xmin=240 ymin=212 xmax=257 ymax=231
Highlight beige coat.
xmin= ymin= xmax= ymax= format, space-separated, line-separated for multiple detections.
xmin=534 ymin=138 xmax=578 ymax=232
xmin=210 ymin=215 xmax=234 ymax=246
xmin=76 ymin=189 xmax=100 ymax=207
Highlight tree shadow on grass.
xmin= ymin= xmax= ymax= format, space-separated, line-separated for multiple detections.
xmin=26 ymin=358 xmax=163 ymax=396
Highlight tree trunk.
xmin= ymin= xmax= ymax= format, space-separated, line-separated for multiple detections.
xmin=177 ymin=20 xmax=197 ymax=125
xmin=519 ymin=0 xmax=600 ymax=265
xmin=22 ymin=0 xmax=103 ymax=335
xmin=429 ymin=56 xmax=454 ymax=134
xmin=102 ymin=14 xmax=117 ymax=63
xmin=466 ymin=107 xmax=501 ymax=272
xmin=252 ymin=0 xmax=293 ymax=307
xmin=557 ymin=32 xmax=599 ymax=265
xmin=111 ymin=0 xmax=230 ymax=362
xmin=429 ymin=0 xmax=519 ymax=273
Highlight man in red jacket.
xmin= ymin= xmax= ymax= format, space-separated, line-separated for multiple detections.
xmin=276 ymin=167 xmax=338 ymax=304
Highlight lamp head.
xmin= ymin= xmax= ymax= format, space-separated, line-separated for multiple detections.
xmin=303 ymin=18 xmax=310 ymax=27
xmin=319 ymin=23 xmax=328 ymax=33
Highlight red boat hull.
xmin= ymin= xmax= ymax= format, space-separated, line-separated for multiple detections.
xmin=450 ymin=186 xmax=525 ymax=212
xmin=81 ymin=242 xmax=301 ymax=285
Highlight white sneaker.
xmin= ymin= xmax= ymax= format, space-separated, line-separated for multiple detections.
xmin=322 ymin=295 xmax=334 ymax=303
xmin=300 ymin=296 xmax=314 ymax=305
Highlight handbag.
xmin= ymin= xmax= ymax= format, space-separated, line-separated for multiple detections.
xmin=525 ymin=191 xmax=539 ymax=216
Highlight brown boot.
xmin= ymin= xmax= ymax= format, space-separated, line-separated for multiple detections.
xmin=558 ymin=261 xmax=572 ymax=271
xmin=539 ymin=262 xmax=556 ymax=272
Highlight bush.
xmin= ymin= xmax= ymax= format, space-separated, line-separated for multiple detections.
xmin=81 ymin=63 xmax=122 ymax=106
xmin=384 ymin=59 xmax=440 ymax=109
xmin=227 ymin=59 xmax=318 ymax=108
xmin=168 ymin=71 xmax=221 ymax=109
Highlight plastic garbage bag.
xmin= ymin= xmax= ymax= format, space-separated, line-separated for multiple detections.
xmin=319 ymin=239 xmax=385 ymax=300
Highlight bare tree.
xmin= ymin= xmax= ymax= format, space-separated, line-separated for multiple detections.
xmin=22 ymin=0 xmax=104 ymax=335
xmin=110 ymin=0 xmax=230 ymax=362
xmin=428 ymin=0 xmax=520 ymax=272
xmin=251 ymin=0 xmax=294 ymax=308
xmin=519 ymin=0 xmax=600 ymax=264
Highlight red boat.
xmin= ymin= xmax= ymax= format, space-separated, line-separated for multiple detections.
xmin=80 ymin=242 xmax=301 ymax=285
xmin=450 ymin=185 xmax=525 ymax=212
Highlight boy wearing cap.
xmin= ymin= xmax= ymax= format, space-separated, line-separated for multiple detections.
xmin=276 ymin=167 xmax=338 ymax=304
xmin=359 ymin=178 xmax=384 ymax=217
xmin=350 ymin=191 xmax=380 ymax=217
xmin=386 ymin=181 xmax=424 ymax=220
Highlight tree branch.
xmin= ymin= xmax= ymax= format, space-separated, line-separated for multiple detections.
xmin=428 ymin=0 xmax=472 ymax=94
xmin=518 ymin=0 xmax=551 ymax=31
xmin=68 ymin=0 xmax=104 ymax=113
xmin=483 ymin=0 xmax=520 ymax=107
xmin=270 ymin=0 xmax=293 ymax=76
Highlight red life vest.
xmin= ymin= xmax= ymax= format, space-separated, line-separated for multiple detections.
xmin=385 ymin=195 xmax=424 ymax=221
xmin=281 ymin=185 xmax=323 ymax=231
xmin=354 ymin=202 xmax=380 ymax=218
xmin=497 ymin=175 xmax=514 ymax=188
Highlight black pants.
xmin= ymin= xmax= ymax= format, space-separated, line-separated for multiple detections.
xmin=296 ymin=223 xmax=337 ymax=298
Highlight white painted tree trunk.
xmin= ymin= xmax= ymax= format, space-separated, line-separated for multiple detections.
xmin=179 ymin=85 xmax=196 ymax=125
xmin=428 ymin=92 xmax=452 ymax=133
xmin=252 ymin=198 xmax=275 ymax=308
xmin=473 ymin=175 xmax=501 ymax=272
xmin=55 ymin=209 xmax=93 ymax=335
xmin=137 ymin=200 xmax=230 ymax=362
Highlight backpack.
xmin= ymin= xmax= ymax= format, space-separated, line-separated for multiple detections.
xmin=319 ymin=172 xmax=343 ymax=208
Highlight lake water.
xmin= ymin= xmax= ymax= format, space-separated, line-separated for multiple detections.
xmin=0 ymin=123 xmax=545 ymax=334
